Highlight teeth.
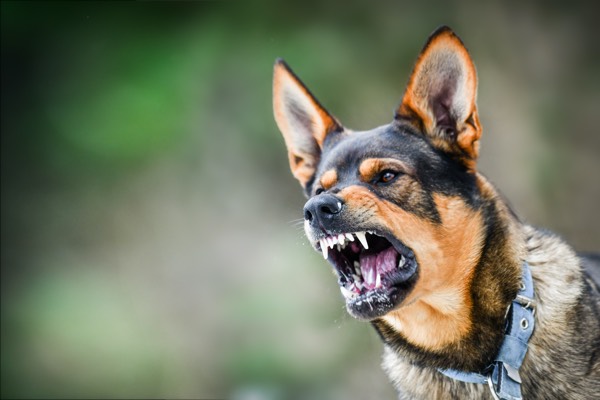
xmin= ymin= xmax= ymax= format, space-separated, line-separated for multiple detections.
xmin=375 ymin=273 xmax=381 ymax=288
xmin=340 ymin=286 xmax=353 ymax=298
xmin=353 ymin=261 xmax=361 ymax=275
xmin=353 ymin=274 xmax=362 ymax=283
xmin=320 ymin=239 xmax=328 ymax=259
xmin=317 ymin=232 xmax=375 ymax=262
xmin=399 ymin=255 xmax=406 ymax=268
xmin=355 ymin=231 xmax=369 ymax=250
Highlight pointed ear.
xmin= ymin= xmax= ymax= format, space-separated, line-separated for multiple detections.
xmin=395 ymin=26 xmax=482 ymax=171
xmin=273 ymin=59 xmax=342 ymax=188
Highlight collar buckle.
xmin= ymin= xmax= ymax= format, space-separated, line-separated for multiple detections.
xmin=515 ymin=294 xmax=536 ymax=315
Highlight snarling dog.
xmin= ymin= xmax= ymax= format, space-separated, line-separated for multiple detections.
xmin=272 ymin=26 xmax=600 ymax=399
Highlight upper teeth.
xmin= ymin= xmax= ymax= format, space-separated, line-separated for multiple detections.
xmin=355 ymin=232 xmax=369 ymax=250
xmin=318 ymin=231 xmax=370 ymax=259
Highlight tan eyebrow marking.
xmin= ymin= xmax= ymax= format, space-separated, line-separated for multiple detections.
xmin=320 ymin=169 xmax=338 ymax=190
xmin=359 ymin=158 xmax=413 ymax=182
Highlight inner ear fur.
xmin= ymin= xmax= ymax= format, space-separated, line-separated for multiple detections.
xmin=396 ymin=26 xmax=482 ymax=171
xmin=273 ymin=59 xmax=342 ymax=187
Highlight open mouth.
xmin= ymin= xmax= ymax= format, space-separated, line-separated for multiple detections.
xmin=317 ymin=231 xmax=418 ymax=319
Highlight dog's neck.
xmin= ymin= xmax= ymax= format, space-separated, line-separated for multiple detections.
xmin=372 ymin=173 xmax=525 ymax=372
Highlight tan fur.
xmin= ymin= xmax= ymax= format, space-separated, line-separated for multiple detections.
xmin=382 ymin=194 xmax=484 ymax=349
xmin=358 ymin=158 xmax=414 ymax=182
xmin=339 ymin=185 xmax=485 ymax=350
xmin=320 ymin=169 xmax=338 ymax=190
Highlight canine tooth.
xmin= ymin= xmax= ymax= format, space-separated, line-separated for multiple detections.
xmin=399 ymin=255 xmax=406 ymax=268
xmin=321 ymin=240 xmax=329 ymax=259
xmin=338 ymin=234 xmax=345 ymax=246
xmin=355 ymin=232 xmax=369 ymax=250
xmin=345 ymin=233 xmax=354 ymax=241
xmin=375 ymin=273 xmax=381 ymax=288
xmin=340 ymin=286 xmax=353 ymax=298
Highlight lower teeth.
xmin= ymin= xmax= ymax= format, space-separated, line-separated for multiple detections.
xmin=341 ymin=251 xmax=412 ymax=298
xmin=340 ymin=286 xmax=354 ymax=298
xmin=398 ymin=255 xmax=406 ymax=268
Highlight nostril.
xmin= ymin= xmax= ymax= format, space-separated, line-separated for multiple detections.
xmin=304 ymin=209 xmax=313 ymax=221
xmin=320 ymin=205 xmax=334 ymax=215
xmin=319 ymin=201 xmax=342 ymax=215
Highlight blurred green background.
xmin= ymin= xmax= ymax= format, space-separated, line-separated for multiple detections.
xmin=1 ymin=1 xmax=599 ymax=399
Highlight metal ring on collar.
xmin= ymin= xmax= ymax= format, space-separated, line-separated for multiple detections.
xmin=487 ymin=373 xmax=500 ymax=400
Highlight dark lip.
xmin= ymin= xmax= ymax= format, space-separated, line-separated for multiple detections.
xmin=310 ymin=227 xmax=419 ymax=320
xmin=345 ymin=266 xmax=418 ymax=320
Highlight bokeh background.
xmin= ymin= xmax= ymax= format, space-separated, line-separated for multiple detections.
xmin=1 ymin=1 xmax=599 ymax=399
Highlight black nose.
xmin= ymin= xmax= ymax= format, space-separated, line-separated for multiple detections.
xmin=304 ymin=194 xmax=343 ymax=223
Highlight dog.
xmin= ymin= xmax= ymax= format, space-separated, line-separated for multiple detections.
xmin=272 ymin=26 xmax=600 ymax=399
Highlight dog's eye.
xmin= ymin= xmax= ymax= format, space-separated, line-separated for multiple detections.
xmin=315 ymin=187 xmax=324 ymax=195
xmin=376 ymin=170 xmax=398 ymax=184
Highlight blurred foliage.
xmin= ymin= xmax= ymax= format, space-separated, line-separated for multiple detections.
xmin=1 ymin=1 xmax=599 ymax=399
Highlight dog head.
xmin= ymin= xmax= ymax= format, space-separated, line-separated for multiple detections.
xmin=273 ymin=26 xmax=488 ymax=349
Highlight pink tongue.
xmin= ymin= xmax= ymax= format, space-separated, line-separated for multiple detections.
xmin=359 ymin=247 xmax=397 ymax=289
